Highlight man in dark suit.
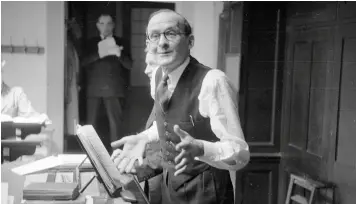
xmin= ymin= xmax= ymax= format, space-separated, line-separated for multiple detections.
xmin=82 ymin=13 xmax=132 ymax=152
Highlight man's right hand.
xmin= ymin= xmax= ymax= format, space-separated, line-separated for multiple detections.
xmin=111 ymin=134 xmax=149 ymax=174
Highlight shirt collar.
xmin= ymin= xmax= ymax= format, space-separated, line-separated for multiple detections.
xmin=162 ymin=57 xmax=190 ymax=87
xmin=100 ymin=34 xmax=113 ymax=40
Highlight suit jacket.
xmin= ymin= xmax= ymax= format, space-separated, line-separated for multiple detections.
xmin=82 ymin=36 xmax=132 ymax=98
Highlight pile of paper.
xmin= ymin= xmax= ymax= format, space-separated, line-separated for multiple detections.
xmin=12 ymin=154 xmax=92 ymax=176
xmin=1 ymin=113 xmax=52 ymax=125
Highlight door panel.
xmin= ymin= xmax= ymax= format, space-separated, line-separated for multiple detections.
xmin=332 ymin=23 xmax=356 ymax=201
xmin=241 ymin=2 xmax=284 ymax=153
xmin=225 ymin=2 xmax=284 ymax=204
xmin=282 ymin=2 xmax=356 ymax=204
xmin=283 ymin=26 xmax=333 ymax=180
xmin=236 ymin=157 xmax=280 ymax=204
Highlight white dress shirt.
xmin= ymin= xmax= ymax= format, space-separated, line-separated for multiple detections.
xmin=1 ymin=84 xmax=51 ymax=124
xmin=142 ymin=57 xmax=250 ymax=171
xmin=2 ymin=86 xmax=38 ymax=118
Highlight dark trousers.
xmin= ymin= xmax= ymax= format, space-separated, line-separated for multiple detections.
xmin=161 ymin=167 xmax=234 ymax=204
xmin=87 ymin=97 xmax=124 ymax=152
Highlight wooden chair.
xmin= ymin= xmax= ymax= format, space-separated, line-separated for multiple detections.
xmin=285 ymin=174 xmax=329 ymax=204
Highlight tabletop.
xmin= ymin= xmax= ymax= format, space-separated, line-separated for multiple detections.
xmin=1 ymin=161 xmax=147 ymax=204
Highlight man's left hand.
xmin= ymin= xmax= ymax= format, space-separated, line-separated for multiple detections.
xmin=174 ymin=125 xmax=204 ymax=176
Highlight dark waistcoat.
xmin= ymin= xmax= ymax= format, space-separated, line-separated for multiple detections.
xmin=154 ymin=57 xmax=218 ymax=190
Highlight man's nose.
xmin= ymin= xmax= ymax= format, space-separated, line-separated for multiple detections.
xmin=158 ymin=34 xmax=169 ymax=48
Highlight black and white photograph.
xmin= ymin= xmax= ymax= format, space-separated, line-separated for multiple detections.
xmin=1 ymin=1 xmax=356 ymax=204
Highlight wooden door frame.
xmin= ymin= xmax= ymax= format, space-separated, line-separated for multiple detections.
xmin=121 ymin=1 xmax=175 ymax=48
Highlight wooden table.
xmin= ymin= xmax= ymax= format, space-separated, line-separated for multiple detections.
xmin=1 ymin=161 xmax=148 ymax=204
xmin=1 ymin=127 xmax=54 ymax=163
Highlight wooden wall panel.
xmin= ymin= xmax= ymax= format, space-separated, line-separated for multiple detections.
xmin=338 ymin=2 xmax=356 ymax=20
xmin=282 ymin=24 xmax=334 ymax=180
xmin=241 ymin=2 xmax=284 ymax=153
xmin=289 ymin=42 xmax=312 ymax=149
xmin=218 ymin=2 xmax=284 ymax=203
xmin=235 ymin=156 xmax=280 ymax=204
xmin=286 ymin=2 xmax=337 ymax=26
xmin=332 ymin=24 xmax=356 ymax=196
xmin=282 ymin=2 xmax=356 ymax=204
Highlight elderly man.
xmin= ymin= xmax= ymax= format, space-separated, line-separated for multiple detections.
xmin=82 ymin=13 xmax=132 ymax=152
xmin=112 ymin=9 xmax=249 ymax=204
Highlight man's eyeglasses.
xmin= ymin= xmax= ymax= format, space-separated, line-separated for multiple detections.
xmin=147 ymin=30 xmax=186 ymax=43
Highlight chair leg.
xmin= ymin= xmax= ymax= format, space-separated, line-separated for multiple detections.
xmin=309 ymin=188 xmax=315 ymax=204
xmin=285 ymin=176 xmax=294 ymax=204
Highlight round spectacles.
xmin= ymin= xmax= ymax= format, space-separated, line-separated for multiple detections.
xmin=147 ymin=30 xmax=186 ymax=43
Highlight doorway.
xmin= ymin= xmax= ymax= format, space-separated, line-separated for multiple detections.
xmin=121 ymin=2 xmax=175 ymax=136
xmin=64 ymin=1 xmax=175 ymax=153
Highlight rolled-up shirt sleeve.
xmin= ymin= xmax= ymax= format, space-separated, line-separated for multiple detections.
xmin=142 ymin=121 xmax=159 ymax=142
xmin=14 ymin=87 xmax=40 ymax=118
xmin=196 ymin=69 xmax=250 ymax=171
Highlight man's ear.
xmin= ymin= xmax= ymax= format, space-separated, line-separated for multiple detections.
xmin=145 ymin=40 xmax=150 ymax=51
xmin=188 ymin=34 xmax=195 ymax=49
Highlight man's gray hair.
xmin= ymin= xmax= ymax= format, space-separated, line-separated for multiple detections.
xmin=147 ymin=9 xmax=192 ymax=36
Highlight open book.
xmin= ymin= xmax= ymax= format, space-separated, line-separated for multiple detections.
xmin=76 ymin=125 xmax=149 ymax=203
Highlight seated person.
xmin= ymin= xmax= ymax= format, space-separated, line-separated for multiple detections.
xmin=1 ymin=60 xmax=51 ymax=123
xmin=1 ymin=60 xmax=52 ymax=162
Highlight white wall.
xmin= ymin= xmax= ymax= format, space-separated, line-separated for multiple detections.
xmin=46 ymin=1 xmax=65 ymax=153
xmin=176 ymin=1 xmax=223 ymax=69
xmin=1 ymin=1 xmax=65 ymax=153
xmin=1 ymin=1 xmax=48 ymax=113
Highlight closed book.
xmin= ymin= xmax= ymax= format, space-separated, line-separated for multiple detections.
xmin=23 ymin=182 xmax=80 ymax=200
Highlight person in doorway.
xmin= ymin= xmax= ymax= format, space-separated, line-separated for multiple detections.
xmin=111 ymin=9 xmax=250 ymax=204
xmin=82 ymin=13 xmax=132 ymax=153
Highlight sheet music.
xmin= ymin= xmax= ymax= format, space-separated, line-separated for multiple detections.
xmin=76 ymin=125 xmax=134 ymax=196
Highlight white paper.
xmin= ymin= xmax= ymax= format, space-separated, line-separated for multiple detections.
xmin=12 ymin=156 xmax=60 ymax=175
xmin=11 ymin=154 xmax=90 ymax=176
xmin=24 ymin=173 xmax=48 ymax=187
xmin=13 ymin=113 xmax=52 ymax=125
xmin=98 ymin=37 xmax=121 ymax=57
xmin=1 ymin=114 xmax=13 ymax=122
xmin=103 ymin=37 xmax=116 ymax=47
xmin=55 ymin=172 xmax=74 ymax=183
xmin=7 ymin=196 xmax=14 ymax=204
xmin=1 ymin=182 xmax=9 ymax=204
